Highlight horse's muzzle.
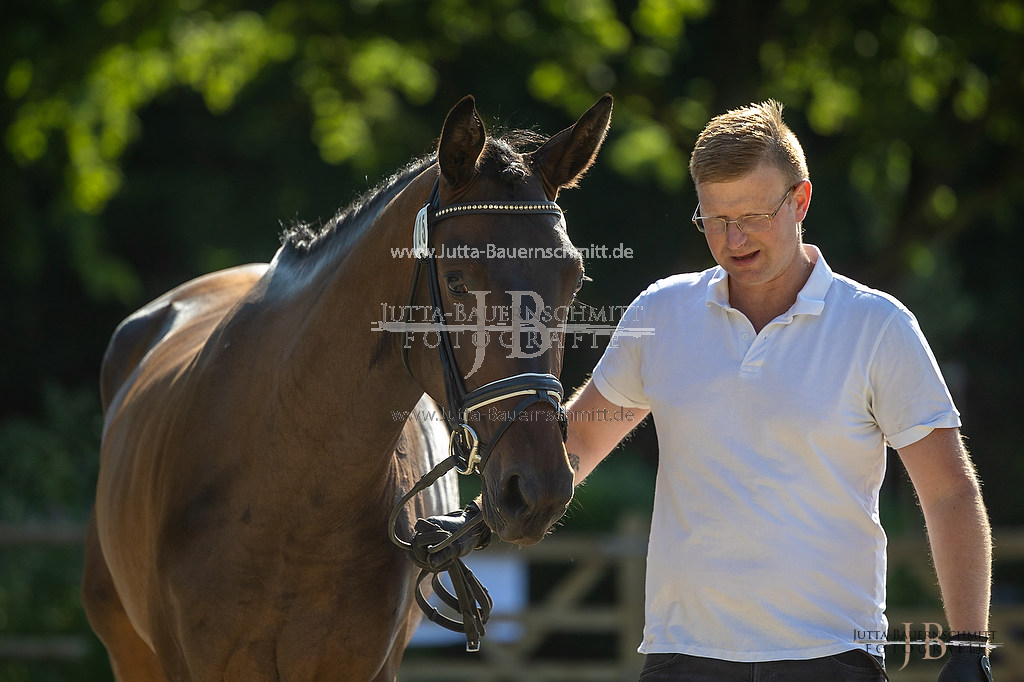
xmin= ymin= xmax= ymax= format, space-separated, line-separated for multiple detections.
xmin=482 ymin=445 xmax=574 ymax=545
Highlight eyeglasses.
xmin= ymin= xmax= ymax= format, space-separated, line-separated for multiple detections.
xmin=691 ymin=184 xmax=800 ymax=235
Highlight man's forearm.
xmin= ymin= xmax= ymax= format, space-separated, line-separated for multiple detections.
xmin=921 ymin=483 xmax=993 ymax=635
xmin=563 ymin=380 xmax=649 ymax=486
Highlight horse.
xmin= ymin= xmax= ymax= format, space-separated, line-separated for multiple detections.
xmin=82 ymin=93 xmax=613 ymax=681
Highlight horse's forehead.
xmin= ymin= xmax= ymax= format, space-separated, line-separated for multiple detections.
xmin=446 ymin=219 xmax=578 ymax=284
xmin=464 ymin=157 xmax=545 ymax=198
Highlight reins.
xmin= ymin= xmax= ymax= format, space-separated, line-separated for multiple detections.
xmin=388 ymin=172 xmax=570 ymax=651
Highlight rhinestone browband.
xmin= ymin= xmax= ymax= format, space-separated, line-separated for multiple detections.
xmin=431 ymin=201 xmax=562 ymax=223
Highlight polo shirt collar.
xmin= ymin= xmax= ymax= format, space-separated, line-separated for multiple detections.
xmin=705 ymin=244 xmax=833 ymax=319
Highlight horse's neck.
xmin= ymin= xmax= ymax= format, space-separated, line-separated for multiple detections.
xmin=253 ymin=170 xmax=435 ymax=474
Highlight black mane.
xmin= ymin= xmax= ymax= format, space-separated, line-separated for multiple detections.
xmin=279 ymin=155 xmax=434 ymax=254
xmin=279 ymin=130 xmax=548 ymax=255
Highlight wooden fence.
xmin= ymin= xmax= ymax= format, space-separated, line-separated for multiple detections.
xmin=399 ymin=516 xmax=649 ymax=682
xmin=1 ymin=520 xmax=1022 ymax=681
xmin=399 ymin=521 xmax=1024 ymax=682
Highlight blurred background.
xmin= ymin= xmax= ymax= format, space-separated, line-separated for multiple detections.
xmin=1 ymin=0 xmax=1022 ymax=679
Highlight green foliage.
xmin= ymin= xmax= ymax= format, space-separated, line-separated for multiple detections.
xmin=8 ymin=0 xmax=1023 ymax=250
xmin=0 ymin=385 xmax=106 ymax=679
xmin=0 ymin=384 xmax=101 ymax=522
xmin=0 ymin=546 xmax=111 ymax=682
xmin=6 ymin=8 xmax=297 ymax=215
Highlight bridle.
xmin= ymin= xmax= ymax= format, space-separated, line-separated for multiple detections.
xmin=388 ymin=170 xmax=570 ymax=651
xmin=402 ymin=173 xmax=569 ymax=468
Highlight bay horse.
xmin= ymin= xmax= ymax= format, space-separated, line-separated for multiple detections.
xmin=82 ymin=94 xmax=613 ymax=681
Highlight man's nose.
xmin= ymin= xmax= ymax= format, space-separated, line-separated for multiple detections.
xmin=725 ymin=220 xmax=747 ymax=249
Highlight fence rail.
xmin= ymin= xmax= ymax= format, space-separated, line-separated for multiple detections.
xmin=1 ymin=521 xmax=1022 ymax=681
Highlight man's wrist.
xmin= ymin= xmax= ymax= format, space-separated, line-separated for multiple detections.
xmin=948 ymin=631 xmax=992 ymax=658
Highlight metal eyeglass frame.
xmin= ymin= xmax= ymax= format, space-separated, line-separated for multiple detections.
xmin=691 ymin=182 xmax=802 ymax=235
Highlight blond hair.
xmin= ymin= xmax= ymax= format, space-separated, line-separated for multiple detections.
xmin=689 ymin=100 xmax=808 ymax=186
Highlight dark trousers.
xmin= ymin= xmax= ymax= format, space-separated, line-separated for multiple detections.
xmin=639 ymin=649 xmax=888 ymax=681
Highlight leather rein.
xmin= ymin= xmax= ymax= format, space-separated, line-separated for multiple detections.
xmin=388 ymin=173 xmax=570 ymax=651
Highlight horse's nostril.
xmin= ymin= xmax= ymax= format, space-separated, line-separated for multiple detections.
xmin=501 ymin=474 xmax=530 ymax=516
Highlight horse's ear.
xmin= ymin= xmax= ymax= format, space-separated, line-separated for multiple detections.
xmin=529 ymin=94 xmax=613 ymax=199
xmin=438 ymin=95 xmax=486 ymax=189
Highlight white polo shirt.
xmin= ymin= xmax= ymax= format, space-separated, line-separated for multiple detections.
xmin=592 ymin=245 xmax=960 ymax=662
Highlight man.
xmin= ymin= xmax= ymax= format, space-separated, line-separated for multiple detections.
xmin=565 ymin=100 xmax=993 ymax=681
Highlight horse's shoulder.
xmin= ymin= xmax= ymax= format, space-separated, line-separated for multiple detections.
xmin=395 ymin=395 xmax=459 ymax=518
xmin=100 ymin=264 xmax=269 ymax=409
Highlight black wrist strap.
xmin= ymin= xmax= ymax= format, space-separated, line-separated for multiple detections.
xmin=948 ymin=632 xmax=991 ymax=659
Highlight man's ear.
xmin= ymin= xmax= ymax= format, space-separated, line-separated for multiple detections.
xmin=794 ymin=179 xmax=812 ymax=222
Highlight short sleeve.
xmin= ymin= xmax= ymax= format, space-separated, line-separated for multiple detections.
xmin=869 ymin=307 xmax=961 ymax=450
xmin=592 ymin=289 xmax=650 ymax=409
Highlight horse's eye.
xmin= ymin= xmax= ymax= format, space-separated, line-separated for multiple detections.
xmin=572 ymin=273 xmax=588 ymax=300
xmin=446 ymin=273 xmax=468 ymax=295
xmin=574 ymin=273 xmax=585 ymax=295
